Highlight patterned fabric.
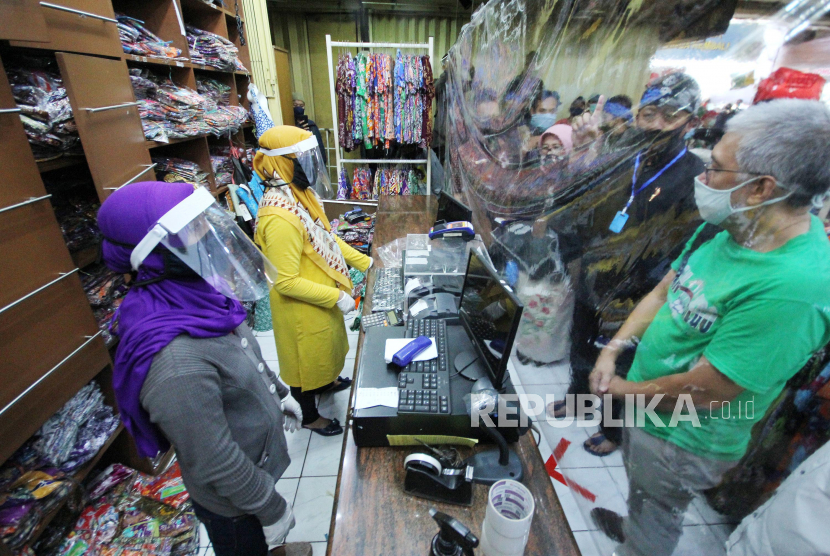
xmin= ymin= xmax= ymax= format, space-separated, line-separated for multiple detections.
xmin=337 ymin=167 xmax=352 ymax=200
xmin=335 ymin=49 xmax=432 ymax=150
xmin=258 ymin=183 xmax=351 ymax=289
xmin=253 ymin=294 xmax=273 ymax=332
xmin=350 ymin=165 xmax=423 ymax=198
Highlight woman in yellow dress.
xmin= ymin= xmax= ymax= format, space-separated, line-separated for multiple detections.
xmin=254 ymin=126 xmax=371 ymax=436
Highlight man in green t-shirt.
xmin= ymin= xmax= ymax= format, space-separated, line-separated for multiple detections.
xmin=586 ymin=99 xmax=830 ymax=556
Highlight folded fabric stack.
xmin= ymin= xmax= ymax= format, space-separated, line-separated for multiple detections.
xmin=187 ymin=26 xmax=247 ymax=73
xmin=203 ymin=105 xmax=248 ymax=135
xmin=151 ymin=157 xmax=210 ymax=189
xmin=6 ymin=59 xmax=82 ymax=162
xmin=209 ymin=147 xmax=234 ymax=187
xmin=129 ymin=69 xmax=249 ymax=143
xmin=0 ymin=465 xmax=72 ymax=551
xmin=82 ymin=264 xmax=130 ymax=348
xmin=330 ymin=214 xmax=375 ymax=255
xmin=36 ymin=383 xmax=119 ymax=473
xmin=196 ymin=77 xmax=231 ymax=106
xmin=0 ymin=382 xmax=119 ymax=552
xmin=45 ymin=463 xmax=200 ymax=556
xmin=116 ymin=15 xmax=186 ymax=61
xmin=51 ymin=197 xmax=101 ymax=254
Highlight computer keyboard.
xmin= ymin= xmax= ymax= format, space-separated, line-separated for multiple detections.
xmin=397 ymin=319 xmax=450 ymax=414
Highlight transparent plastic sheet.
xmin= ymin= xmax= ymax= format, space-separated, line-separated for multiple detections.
xmin=377 ymin=237 xmax=406 ymax=268
xmin=439 ymin=1 xmax=830 ymax=554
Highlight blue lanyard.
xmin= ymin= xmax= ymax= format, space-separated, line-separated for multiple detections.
xmin=622 ymin=147 xmax=687 ymax=214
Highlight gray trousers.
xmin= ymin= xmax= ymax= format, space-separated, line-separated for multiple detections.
xmin=617 ymin=427 xmax=737 ymax=556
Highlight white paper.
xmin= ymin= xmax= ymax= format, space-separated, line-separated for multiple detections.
xmin=407 ymin=249 xmax=430 ymax=257
xmin=409 ymin=299 xmax=429 ymax=316
xmin=354 ymin=387 xmax=400 ymax=410
xmin=406 ymin=257 xmax=428 ymax=265
xmin=404 ymin=278 xmax=422 ymax=297
xmin=384 ymin=337 xmax=437 ymax=363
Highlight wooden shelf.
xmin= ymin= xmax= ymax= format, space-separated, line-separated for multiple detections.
xmin=179 ymin=0 xmax=235 ymax=18
xmin=37 ymin=156 xmax=85 ymax=173
xmin=70 ymin=244 xmax=100 ymax=270
xmin=24 ymin=423 xmax=125 ymax=546
xmin=124 ymin=54 xmax=192 ymax=69
xmin=213 ymin=185 xmax=229 ymax=198
xmin=146 ymin=134 xmax=210 ymax=148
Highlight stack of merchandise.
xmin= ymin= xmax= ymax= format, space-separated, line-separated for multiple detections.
xmin=209 ymin=146 xmax=234 ymax=188
xmin=330 ymin=214 xmax=375 ymax=255
xmin=187 ymin=26 xmax=247 ymax=73
xmin=335 ymin=50 xmax=434 ymax=151
xmin=48 ymin=463 xmax=199 ymax=556
xmin=0 ymin=382 xmax=120 ymax=553
xmin=52 ymin=197 xmax=102 ymax=254
xmin=130 ymin=69 xmax=248 ymax=143
xmin=344 ymin=165 xmax=425 ymax=200
xmin=151 ymin=157 xmax=210 ymax=189
xmin=6 ymin=58 xmax=82 ymax=162
xmin=196 ymin=77 xmax=231 ymax=106
xmin=82 ymin=265 xmax=130 ymax=348
xmin=116 ymin=15 xmax=187 ymax=61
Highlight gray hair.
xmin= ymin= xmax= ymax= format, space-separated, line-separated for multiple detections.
xmin=727 ymin=99 xmax=830 ymax=208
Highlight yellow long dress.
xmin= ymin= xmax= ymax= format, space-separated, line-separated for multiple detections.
xmin=253 ymin=126 xmax=370 ymax=392
xmin=257 ymin=215 xmax=370 ymax=391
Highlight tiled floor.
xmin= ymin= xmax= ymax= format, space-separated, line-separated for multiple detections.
xmin=509 ymin=355 xmax=738 ymax=556
xmin=197 ymin=321 xmax=737 ymax=556
xmin=197 ymin=320 xmax=359 ymax=556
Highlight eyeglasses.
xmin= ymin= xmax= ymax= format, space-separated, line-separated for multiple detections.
xmin=703 ymin=163 xmax=765 ymax=179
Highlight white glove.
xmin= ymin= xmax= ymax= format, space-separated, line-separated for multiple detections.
xmin=280 ymin=395 xmax=303 ymax=433
xmin=337 ymin=291 xmax=355 ymax=314
xmin=367 ymin=258 xmax=374 ymax=270
xmin=262 ymin=503 xmax=295 ymax=549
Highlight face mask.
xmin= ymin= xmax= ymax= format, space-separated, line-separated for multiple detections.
xmin=293 ymin=106 xmax=305 ymax=116
xmin=530 ymin=113 xmax=556 ymax=130
xmin=133 ymin=250 xmax=200 ymax=287
xmin=694 ymin=176 xmax=792 ymax=225
xmin=286 ymin=156 xmax=314 ymax=189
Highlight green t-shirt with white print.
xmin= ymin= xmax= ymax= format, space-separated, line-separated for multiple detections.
xmin=627 ymin=216 xmax=830 ymax=460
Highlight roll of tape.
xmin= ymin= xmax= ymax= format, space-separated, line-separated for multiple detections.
xmin=481 ymin=479 xmax=534 ymax=555
xmin=404 ymin=453 xmax=443 ymax=476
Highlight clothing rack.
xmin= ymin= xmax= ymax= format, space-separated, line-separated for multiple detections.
xmin=325 ymin=35 xmax=435 ymax=199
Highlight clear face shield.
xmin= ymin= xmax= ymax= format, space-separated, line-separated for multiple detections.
xmin=130 ymin=187 xmax=278 ymax=301
xmin=259 ymin=136 xmax=333 ymax=198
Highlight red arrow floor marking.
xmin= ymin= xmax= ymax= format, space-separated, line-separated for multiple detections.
xmin=545 ymin=437 xmax=597 ymax=503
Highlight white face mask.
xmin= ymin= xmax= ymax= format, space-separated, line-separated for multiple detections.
xmin=693 ymin=175 xmax=792 ymax=225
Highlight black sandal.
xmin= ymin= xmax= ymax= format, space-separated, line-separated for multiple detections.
xmin=304 ymin=418 xmax=343 ymax=436
xmin=324 ymin=377 xmax=352 ymax=394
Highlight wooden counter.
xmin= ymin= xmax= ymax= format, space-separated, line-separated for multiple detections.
xmin=326 ymin=195 xmax=580 ymax=556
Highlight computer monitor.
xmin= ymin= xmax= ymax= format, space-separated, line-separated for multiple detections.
xmin=458 ymin=250 xmax=524 ymax=390
xmin=435 ymin=191 xmax=473 ymax=225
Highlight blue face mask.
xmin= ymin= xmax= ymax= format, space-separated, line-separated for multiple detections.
xmin=530 ymin=113 xmax=556 ymax=130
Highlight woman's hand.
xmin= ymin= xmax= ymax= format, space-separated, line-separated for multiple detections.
xmin=337 ymin=291 xmax=356 ymax=314
xmin=280 ymin=395 xmax=303 ymax=433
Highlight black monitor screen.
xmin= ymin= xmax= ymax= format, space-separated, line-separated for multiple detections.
xmin=458 ymin=250 xmax=523 ymax=390
xmin=436 ymin=191 xmax=473 ymax=225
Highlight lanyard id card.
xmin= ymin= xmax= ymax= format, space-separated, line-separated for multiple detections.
xmin=609 ymin=211 xmax=629 ymax=233
xmin=608 ymin=147 xmax=687 ymax=234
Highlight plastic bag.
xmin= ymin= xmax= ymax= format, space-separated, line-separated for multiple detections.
xmin=753 ymin=67 xmax=826 ymax=103
xmin=376 ymin=237 xmax=406 ymax=268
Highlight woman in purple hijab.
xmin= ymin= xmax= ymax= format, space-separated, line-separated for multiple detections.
xmin=98 ymin=182 xmax=310 ymax=556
